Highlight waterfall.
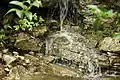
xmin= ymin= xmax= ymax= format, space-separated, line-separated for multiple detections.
xmin=45 ymin=0 xmax=69 ymax=54
xmin=59 ymin=0 xmax=69 ymax=31
xmin=45 ymin=0 xmax=102 ymax=79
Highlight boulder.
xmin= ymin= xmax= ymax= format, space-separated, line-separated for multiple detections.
xmin=14 ymin=32 xmax=44 ymax=52
xmin=98 ymin=37 xmax=120 ymax=73
xmin=99 ymin=37 xmax=120 ymax=52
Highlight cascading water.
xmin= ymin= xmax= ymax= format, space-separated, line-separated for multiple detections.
xmin=45 ymin=0 xmax=70 ymax=54
xmin=59 ymin=0 xmax=69 ymax=31
xmin=45 ymin=0 xmax=102 ymax=79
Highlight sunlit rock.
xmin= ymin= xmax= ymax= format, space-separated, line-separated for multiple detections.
xmin=99 ymin=37 xmax=120 ymax=52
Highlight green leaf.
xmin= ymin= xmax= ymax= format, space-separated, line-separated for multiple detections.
xmin=32 ymin=1 xmax=42 ymax=8
xmin=0 ymin=34 xmax=5 ymax=39
xmin=0 ymin=29 xmax=4 ymax=33
xmin=21 ymin=27 xmax=26 ymax=31
xmin=87 ymin=5 xmax=98 ymax=9
xmin=16 ymin=10 xmax=24 ymax=18
xmin=113 ymin=33 xmax=120 ymax=39
xmin=87 ymin=5 xmax=101 ymax=14
xmin=13 ymin=25 xmax=20 ymax=30
xmin=4 ymin=24 xmax=12 ymax=29
xmin=39 ymin=16 xmax=44 ymax=23
xmin=9 ymin=1 xmax=25 ymax=8
xmin=107 ymin=10 xmax=115 ymax=18
xmin=99 ymin=6 xmax=108 ymax=12
xmin=25 ymin=11 xmax=32 ymax=20
xmin=5 ymin=8 xmax=18 ymax=16
xmin=39 ymin=1 xmax=43 ymax=7
xmin=24 ymin=0 xmax=31 ymax=4
xmin=93 ymin=18 xmax=102 ymax=31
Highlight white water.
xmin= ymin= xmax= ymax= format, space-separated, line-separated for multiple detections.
xmin=45 ymin=0 xmax=102 ymax=79
xmin=59 ymin=0 xmax=69 ymax=31
xmin=46 ymin=0 xmax=69 ymax=54
xmin=45 ymin=31 xmax=73 ymax=54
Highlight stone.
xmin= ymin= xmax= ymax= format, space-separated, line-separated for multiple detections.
xmin=24 ymin=54 xmax=39 ymax=61
xmin=4 ymin=67 xmax=10 ymax=72
xmin=99 ymin=37 xmax=120 ymax=52
xmin=25 ymin=59 xmax=30 ymax=64
xmin=2 ymin=49 xmax=9 ymax=53
xmin=3 ymin=54 xmax=16 ymax=65
xmin=6 ymin=65 xmax=32 ymax=80
xmin=42 ymin=56 xmax=55 ymax=63
xmin=14 ymin=32 xmax=44 ymax=51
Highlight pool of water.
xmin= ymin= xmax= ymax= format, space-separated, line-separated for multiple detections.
xmin=30 ymin=73 xmax=120 ymax=80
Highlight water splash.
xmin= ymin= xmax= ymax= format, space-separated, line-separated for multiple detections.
xmin=45 ymin=31 xmax=102 ymax=78
xmin=45 ymin=0 xmax=102 ymax=78
xmin=59 ymin=0 xmax=69 ymax=31
xmin=45 ymin=31 xmax=73 ymax=54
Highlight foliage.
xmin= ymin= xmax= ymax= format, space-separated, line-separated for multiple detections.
xmin=13 ymin=13 xmax=44 ymax=31
xmin=4 ymin=0 xmax=44 ymax=31
xmin=86 ymin=5 xmax=120 ymax=39
xmin=113 ymin=32 xmax=120 ymax=39
xmin=0 ymin=29 xmax=5 ymax=41
xmin=5 ymin=0 xmax=42 ymax=20
xmin=87 ymin=5 xmax=117 ymax=31
xmin=0 ymin=0 xmax=44 ymax=40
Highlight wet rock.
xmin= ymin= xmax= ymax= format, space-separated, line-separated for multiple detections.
xmin=98 ymin=54 xmax=109 ymax=67
xmin=14 ymin=32 xmax=44 ymax=51
xmin=43 ymin=0 xmax=98 ymax=26
xmin=5 ymin=65 xmax=80 ymax=80
xmin=99 ymin=37 xmax=120 ymax=52
xmin=98 ymin=51 xmax=120 ymax=73
xmin=4 ymin=54 xmax=81 ymax=80
xmin=30 ymin=74 xmax=81 ymax=80
xmin=24 ymin=54 xmax=80 ymax=77
xmin=25 ymin=54 xmax=80 ymax=77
